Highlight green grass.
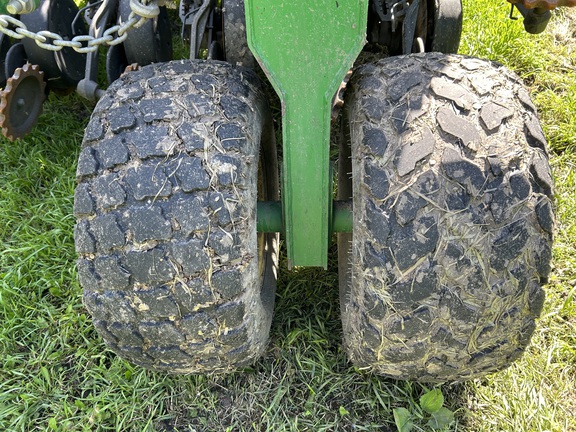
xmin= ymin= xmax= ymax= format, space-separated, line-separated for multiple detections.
xmin=1 ymin=1 xmax=576 ymax=430
xmin=459 ymin=4 xmax=576 ymax=431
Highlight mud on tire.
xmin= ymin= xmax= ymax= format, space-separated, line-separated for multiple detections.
xmin=74 ymin=60 xmax=278 ymax=373
xmin=339 ymin=53 xmax=554 ymax=382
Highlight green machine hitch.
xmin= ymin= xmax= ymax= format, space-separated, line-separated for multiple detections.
xmin=246 ymin=0 xmax=367 ymax=268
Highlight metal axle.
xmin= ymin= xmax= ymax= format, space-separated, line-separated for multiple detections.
xmin=257 ymin=200 xmax=353 ymax=234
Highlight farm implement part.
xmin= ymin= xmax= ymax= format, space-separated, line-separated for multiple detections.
xmin=0 ymin=0 xmax=572 ymax=381
xmin=0 ymin=62 xmax=45 ymax=139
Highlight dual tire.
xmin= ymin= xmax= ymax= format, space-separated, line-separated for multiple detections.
xmin=75 ymin=54 xmax=553 ymax=381
xmin=338 ymin=53 xmax=553 ymax=382
xmin=75 ymin=61 xmax=278 ymax=372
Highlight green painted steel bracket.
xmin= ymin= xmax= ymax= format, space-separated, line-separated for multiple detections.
xmin=245 ymin=0 xmax=367 ymax=268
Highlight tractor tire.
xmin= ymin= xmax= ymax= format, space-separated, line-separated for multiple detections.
xmin=223 ymin=0 xmax=257 ymax=69
xmin=366 ymin=0 xmax=462 ymax=56
xmin=338 ymin=53 xmax=554 ymax=382
xmin=74 ymin=60 xmax=279 ymax=373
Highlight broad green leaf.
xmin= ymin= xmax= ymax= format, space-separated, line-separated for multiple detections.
xmin=339 ymin=406 xmax=350 ymax=416
xmin=419 ymin=388 xmax=444 ymax=414
xmin=48 ymin=417 xmax=57 ymax=430
xmin=49 ymin=286 xmax=62 ymax=297
xmin=393 ymin=407 xmax=413 ymax=432
xmin=427 ymin=407 xmax=455 ymax=429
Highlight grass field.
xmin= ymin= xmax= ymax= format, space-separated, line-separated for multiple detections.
xmin=1 ymin=0 xmax=575 ymax=431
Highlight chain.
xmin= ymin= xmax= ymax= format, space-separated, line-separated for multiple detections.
xmin=0 ymin=0 xmax=167 ymax=53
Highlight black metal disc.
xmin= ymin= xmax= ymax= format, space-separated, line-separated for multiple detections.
xmin=119 ymin=0 xmax=172 ymax=66
xmin=1 ymin=64 xmax=46 ymax=140
xmin=106 ymin=42 xmax=129 ymax=84
xmin=4 ymin=43 xmax=28 ymax=82
xmin=20 ymin=0 xmax=87 ymax=90
xmin=0 ymin=33 xmax=12 ymax=88
xmin=9 ymin=76 xmax=44 ymax=136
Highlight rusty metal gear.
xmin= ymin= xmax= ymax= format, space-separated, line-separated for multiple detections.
xmin=0 ymin=63 xmax=47 ymax=141
xmin=123 ymin=63 xmax=141 ymax=74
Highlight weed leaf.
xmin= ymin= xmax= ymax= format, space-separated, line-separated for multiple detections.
xmin=420 ymin=388 xmax=444 ymax=414
xmin=48 ymin=417 xmax=57 ymax=430
xmin=427 ymin=407 xmax=455 ymax=429
xmin=393 ymin=407 xmax=413 ymax=432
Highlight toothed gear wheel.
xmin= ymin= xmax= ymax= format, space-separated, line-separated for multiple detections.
xmin=0 ymin=64 xmax=46 ymax=141
xmin=123 ymin=63 xmax=141 ymax=74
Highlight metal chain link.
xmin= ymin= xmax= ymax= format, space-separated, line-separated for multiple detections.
xmin=0 ymin=0 xmax=163 ymax=53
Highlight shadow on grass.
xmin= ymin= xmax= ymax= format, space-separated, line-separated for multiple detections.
xmin=153 ymin=243 xmax=471 ymax=432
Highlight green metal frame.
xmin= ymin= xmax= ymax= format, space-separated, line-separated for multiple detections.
xmin=246 ymin=0 xmax=367 ymax=268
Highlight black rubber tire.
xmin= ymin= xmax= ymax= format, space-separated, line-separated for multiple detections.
xmin=74 ymin=60 xmax=279 ymax=373
xmin=338 ymin=53 xmax=554 ymax=382
xmin=428 ymin=0 xmax=462 ymax=54
xmin=366 ymin=0 xmax=462 ymax=56
xmin=223 ymin=0 xmax=256 ymax=69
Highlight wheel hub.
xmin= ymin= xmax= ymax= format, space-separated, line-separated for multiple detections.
xmin=0 ymin=63 xmax=46 ymax=141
